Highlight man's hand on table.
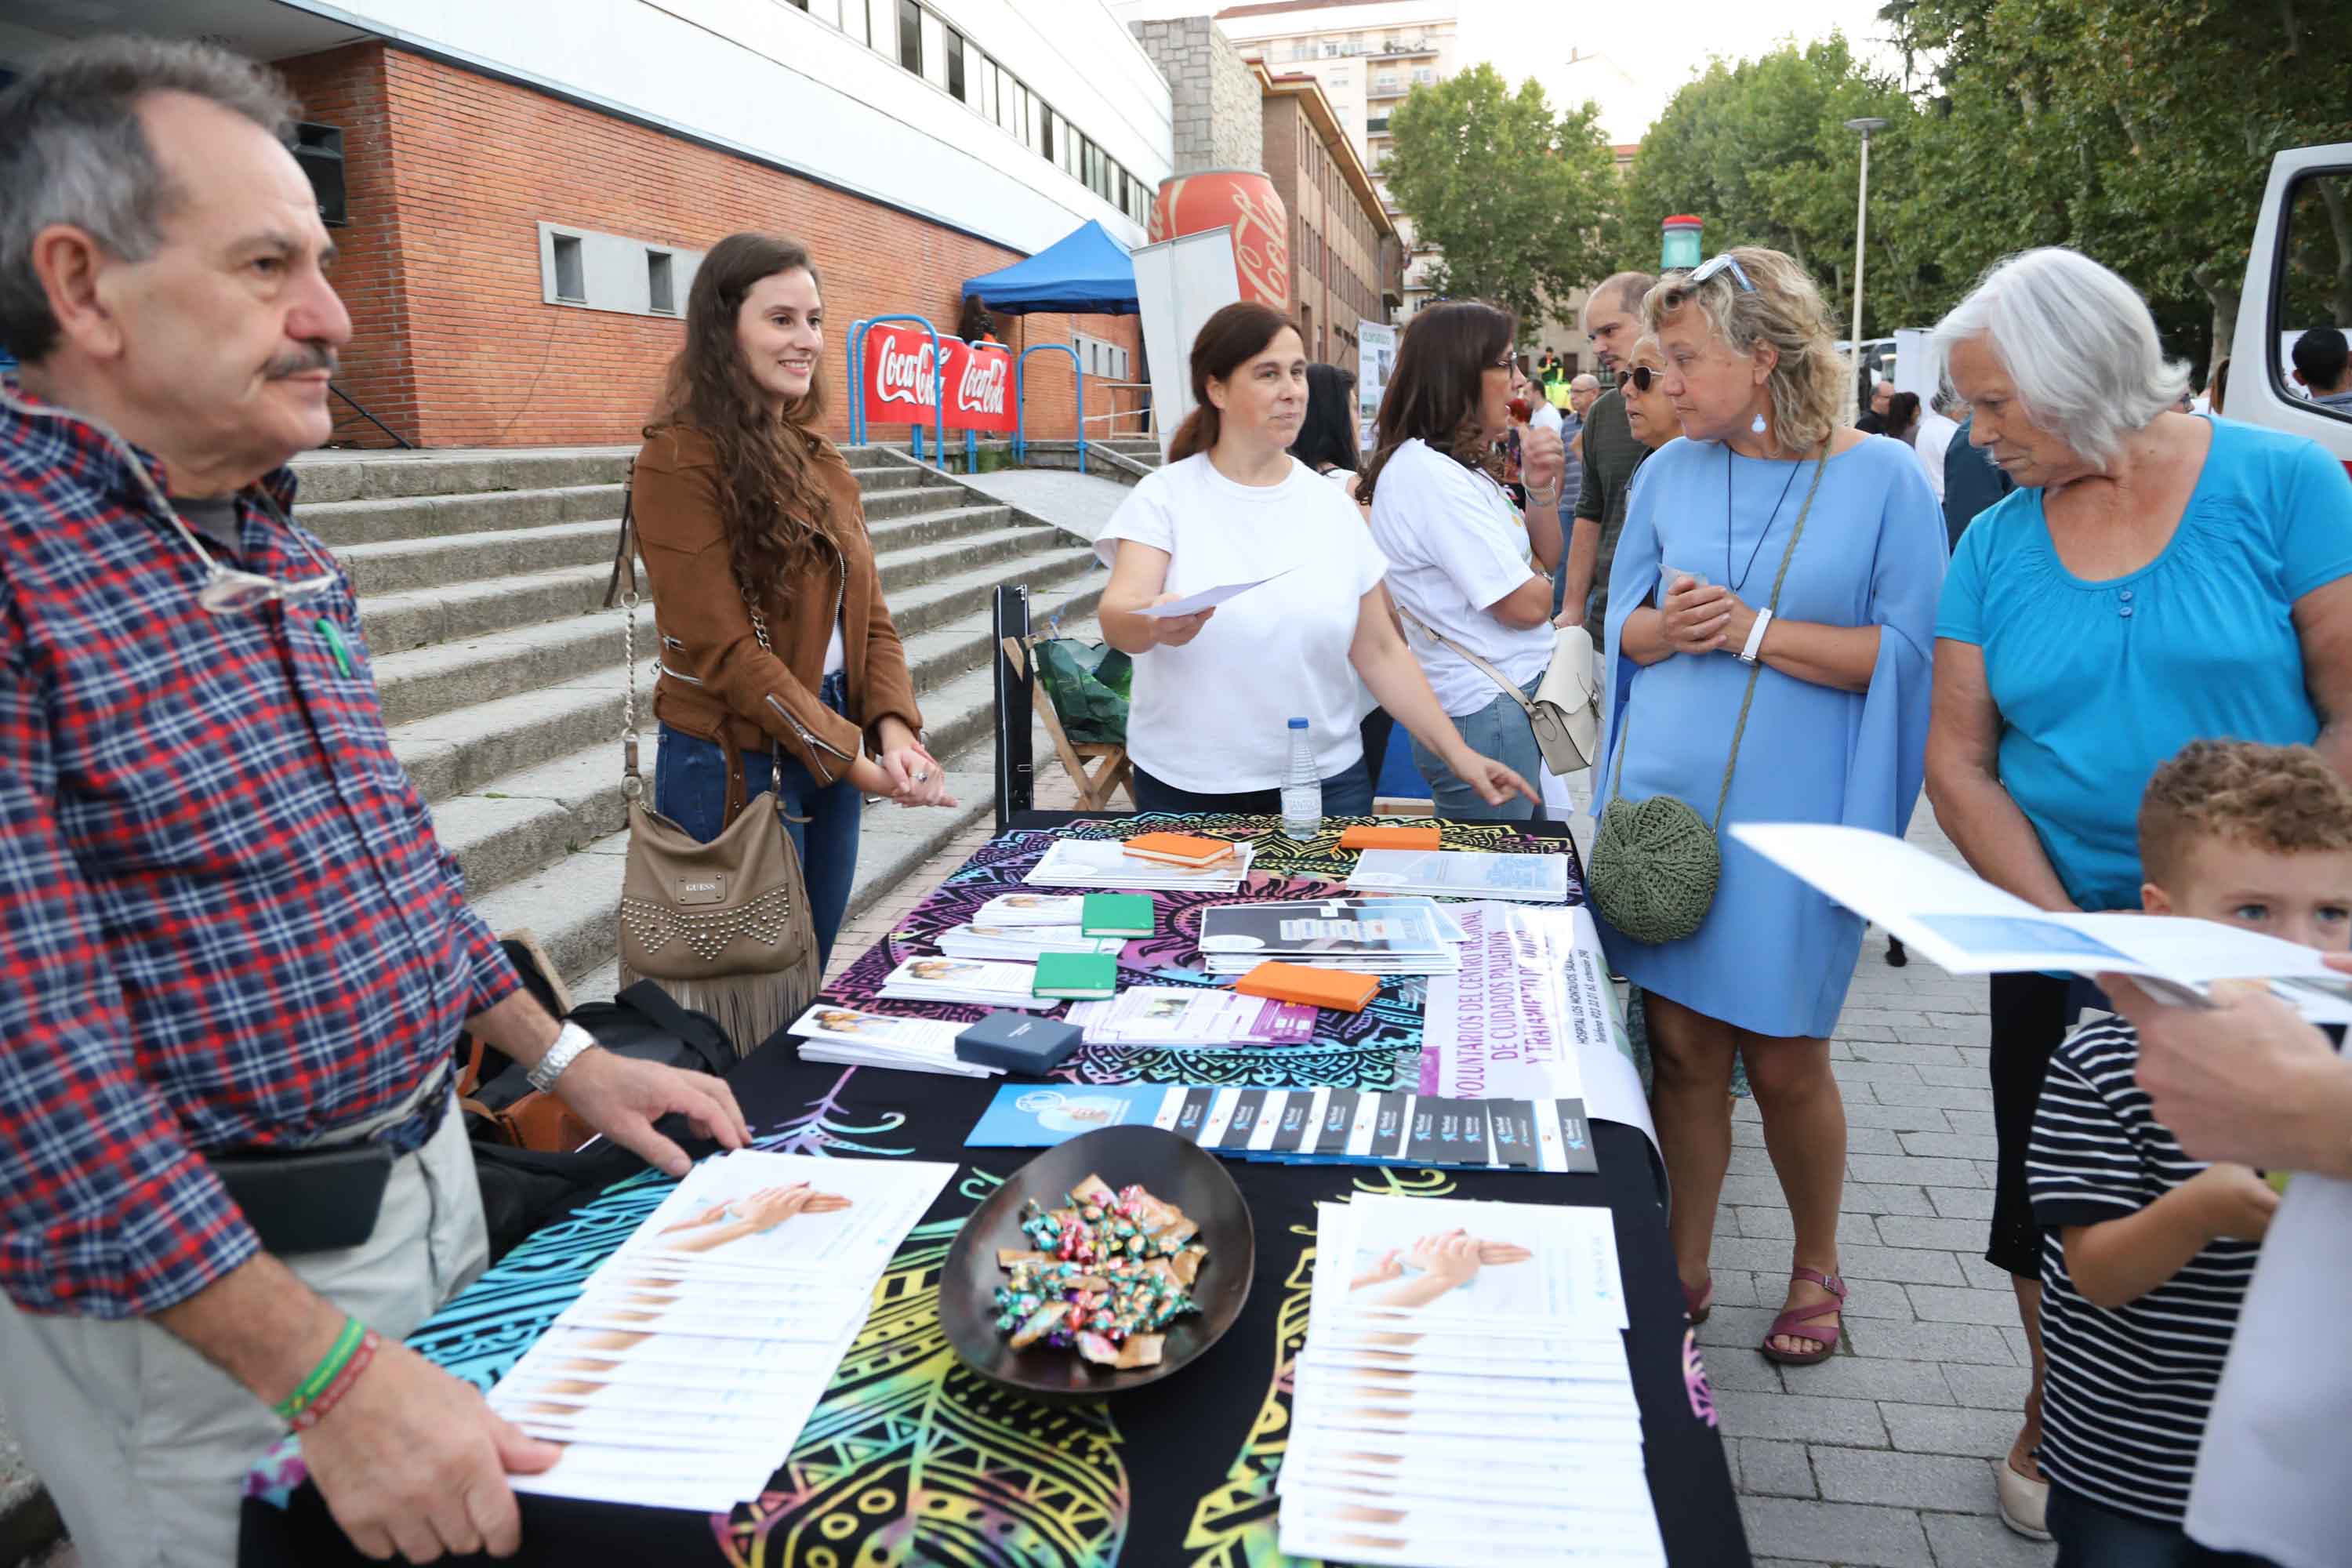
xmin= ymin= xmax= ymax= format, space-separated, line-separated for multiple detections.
xmin=303 ymin=1339 xmax=556 ymax=1561
xmin=554 ymin=1048 xmax=753 ymax=1178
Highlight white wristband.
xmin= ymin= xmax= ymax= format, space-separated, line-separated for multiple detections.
xmin=526 ymin=1020 xmax=601 ymax=1094
xmin=1739 ymin=608 xmax=1773 ymax=664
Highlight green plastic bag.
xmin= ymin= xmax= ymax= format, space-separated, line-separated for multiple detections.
xmin=1033 ymin=638 xmax=1132 ymax=746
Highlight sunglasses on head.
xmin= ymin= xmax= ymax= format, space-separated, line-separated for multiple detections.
xmin=1685 ymin=253 xmax=1757 ymax=293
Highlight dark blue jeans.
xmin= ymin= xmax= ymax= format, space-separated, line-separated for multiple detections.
xmin=1131 ymin=754 xmax=1375 ymax=817
xmin=653 ymin=672 xmax=860 ymax=969
xmin=2047 ymin=1486 xmax=2276 ymax=1568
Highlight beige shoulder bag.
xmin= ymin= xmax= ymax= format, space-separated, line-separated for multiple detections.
xmin=608 ymin=471 xmax=821 ymax=1056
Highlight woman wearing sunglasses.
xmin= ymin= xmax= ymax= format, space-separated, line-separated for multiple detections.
xmin=1619 ymin=337 xmax=1683 ymax=453
xmin=1591 ymin=247 xmax=1944 ymax=1367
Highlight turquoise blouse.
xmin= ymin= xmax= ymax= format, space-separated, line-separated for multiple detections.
xmin=1936 ymin=418 xmax=2352 ymax=912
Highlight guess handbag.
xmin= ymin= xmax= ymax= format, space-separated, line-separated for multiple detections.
xmin=606 ymin=473 xmax=821 ymax=1055
xmin=1588 ymin=450 xmax=1826 ymax=945
xmin=1399 ymin=612 xmax=1602 ymax=776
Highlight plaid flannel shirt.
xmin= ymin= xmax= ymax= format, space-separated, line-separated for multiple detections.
xmin=0 ymin=384 xmax=520 ymax=1319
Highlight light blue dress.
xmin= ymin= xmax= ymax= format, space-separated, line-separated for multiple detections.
xmin=1595 ymin=435 xmax=1946 ymax=1038
xmin=1938 ymin=416 xmax=2352 ymax=913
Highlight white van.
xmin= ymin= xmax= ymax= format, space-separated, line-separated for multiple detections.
xmin=2230 ymin=143 xmax=2352 ymax=471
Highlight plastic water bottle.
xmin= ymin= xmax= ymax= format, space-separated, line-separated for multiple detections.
xmin=1280 ymin=718 xmax=1323 ymax=841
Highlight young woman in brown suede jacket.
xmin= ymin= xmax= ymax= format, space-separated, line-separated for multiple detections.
xmin=631 ymin=232 xmax=956 ymax=965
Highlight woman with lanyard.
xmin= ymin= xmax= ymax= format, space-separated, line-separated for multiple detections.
xmin=1592 ymin=247 xmax=1944 ymax=1364
xmin=1359 ymin=302 xmax=1567 ymax=822
xmin=1095 ymin=303 xmax=1533 ymax=817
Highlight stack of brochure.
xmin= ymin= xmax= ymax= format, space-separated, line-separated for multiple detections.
xmin=1197 ymin=899 xmax=1460 ymax=976
xmin=974 ymin=892 xmax=1088 ymax=926
xmin=935 ymin=924 xmax=1122 ymax=962
xmin=492 ymin=1151 xmax=954 ymax=1513
xmin=875 ymin=955 xmax=1057 ymax=1009
xmin=1026 ymin=837 xmax=1256 ymax=894
xmin=1346 ymin=849 xmax=1570 ymax=904
xmin=1065 ymin=985 xmax=1318 ymax=1049
xmin=789 ymin=1003 xmax=996 ymax=1078
xmin=1278 ymin=1195 xmax=1665 ymax=1566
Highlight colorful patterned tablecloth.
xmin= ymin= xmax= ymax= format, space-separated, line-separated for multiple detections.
xmin=241 ymin=813 xmax=1748 ymax=1567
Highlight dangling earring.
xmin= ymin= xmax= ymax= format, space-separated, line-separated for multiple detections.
xmin=1751 ymin=411 xmax=1768 ymax=435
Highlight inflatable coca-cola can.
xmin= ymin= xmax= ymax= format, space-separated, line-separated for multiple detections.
xmin=1149 ymin=169 xmax=1291 ymax=310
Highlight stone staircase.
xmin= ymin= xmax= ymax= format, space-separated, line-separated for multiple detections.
xmin=290 ymin=442 xmax=1105 ymax=1000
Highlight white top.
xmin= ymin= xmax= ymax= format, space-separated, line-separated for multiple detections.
xmin=1367 ymin=438 xmax=1552 ymax=717
xmin=1096 ymin=453 xmax=1389 ymax=793
xmin=1912 ymin=409 xmax=1959 ymax=504
xmin=1530 ymin=403 xmax=1564 ymax=434
xmin=822 ymin=616 xmax=845 ymax=678
xmin=2183 ymin=1170 xmax=2352 ymax=1566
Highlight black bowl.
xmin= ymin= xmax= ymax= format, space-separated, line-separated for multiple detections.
xmin=941 ymin=1124 xmax=1255 ymax=1399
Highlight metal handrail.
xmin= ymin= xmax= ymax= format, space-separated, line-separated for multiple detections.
xmin=330 ymin=383 xmax=412 ymax=448
xmin=1014 ymin=343 xmax=1085 ymax=473
xmin=846 ymin=314 xmax=946 ymax=463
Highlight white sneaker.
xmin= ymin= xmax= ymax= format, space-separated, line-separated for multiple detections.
xmin=1996 ymin=1458 xmax=2053 ymax=1541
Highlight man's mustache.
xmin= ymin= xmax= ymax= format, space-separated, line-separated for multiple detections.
xmin=265 ymin=343 xmax=338 ymax=379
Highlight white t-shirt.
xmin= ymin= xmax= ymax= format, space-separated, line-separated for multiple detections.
xmin=1367 ymin=437 xmax=1552 ymax=717
xmin=2183 ymin=1171 xmax=2352 ymax=1566
xmin=1913 ymin=409 xmax=1959 ymax=505
xmin=822 ymin=617 xmax=845 ymax=678
xmin=1530 ymin=403 xmax=1564 ymax=435
xmin=1096 ymin=453 xmax=1388 ymax=793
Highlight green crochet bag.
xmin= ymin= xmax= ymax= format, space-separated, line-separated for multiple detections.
xmin=1591 ymin=452 xmax=1826 ymax=945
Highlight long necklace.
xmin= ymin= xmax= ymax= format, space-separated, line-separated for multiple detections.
xmin=1726 ymin=445 xmax=1806 ymax=594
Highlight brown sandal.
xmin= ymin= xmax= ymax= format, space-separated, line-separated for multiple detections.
xmin=1760 ymin=1266 xmax=1845 ymax=1366
xmin=1682 ymin=1273 xmax=1715 ymax=1326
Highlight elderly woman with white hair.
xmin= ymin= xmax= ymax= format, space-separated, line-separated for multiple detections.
xmin=1590 ymin=248 xmax=1944 ymax=1367
xmin=1926 ymin=245 xmax=2352 ymax=1541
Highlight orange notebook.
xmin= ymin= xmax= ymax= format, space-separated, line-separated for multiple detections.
xmin=1122 ymin=832 xmax=1236 ymax=868
xmin=1339 ymin=824 xmax=1441 ymax=851
xmin=1233 ymin=961 xmax=1381 ymax=1014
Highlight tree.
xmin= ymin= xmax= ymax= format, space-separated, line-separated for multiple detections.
xmin=1383 ymin=64 xmax=1621 ymax=338
xmin=1610 ymin=35 xmax=1925 ymax=335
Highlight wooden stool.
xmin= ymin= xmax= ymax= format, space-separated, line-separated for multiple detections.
xmin=999 ymin=635 xmax=1136 ymax=811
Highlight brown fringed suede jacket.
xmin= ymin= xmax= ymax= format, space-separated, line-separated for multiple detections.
xmin=630 ymin=425 xmax=922 ymax=782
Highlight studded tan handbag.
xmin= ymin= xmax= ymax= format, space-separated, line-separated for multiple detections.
xmin=608 ymin=472 xmax=821 ymax=1056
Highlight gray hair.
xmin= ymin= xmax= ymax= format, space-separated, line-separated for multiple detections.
xmin=1929 ymin=247 xmax=2188 ymax=467
xmin=0 ymin=36 xmax=297 ymax=361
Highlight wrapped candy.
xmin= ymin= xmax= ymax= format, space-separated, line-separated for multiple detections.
xmin=993 ymin=1173 xmax=1207 ymax=1367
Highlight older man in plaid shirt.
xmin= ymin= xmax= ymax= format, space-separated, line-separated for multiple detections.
xmin=0 ymin=38 xmax=753 ymax=1566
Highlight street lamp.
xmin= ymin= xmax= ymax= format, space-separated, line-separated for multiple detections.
xmin=1843 ymin=116 xmax=1889 ymax=423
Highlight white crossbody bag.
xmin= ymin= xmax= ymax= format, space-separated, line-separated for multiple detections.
xmin=1398 ymin=608 xmax=1603 ymax=775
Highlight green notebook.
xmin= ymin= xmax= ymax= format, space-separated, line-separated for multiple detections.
xmin=1033 ymin=951 xmax=1118 ymax=1000
xmin=1081 ymin=893 xmax=1154 ymax=938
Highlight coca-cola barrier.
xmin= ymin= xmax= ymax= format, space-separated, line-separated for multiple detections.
xmin=859 ymin=326 xmax=1016 ymax=435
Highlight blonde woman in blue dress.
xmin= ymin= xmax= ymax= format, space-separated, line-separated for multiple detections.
xmin=1594 ymin=248 xmax=1944 ymax=1363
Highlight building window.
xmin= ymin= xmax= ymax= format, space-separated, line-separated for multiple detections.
xmin=551 ymin=234 xmax=585 ymax=303
xmin=896 ymin=0 xmax=920 ymax=73
xmin=646 ymin=249 xmax=675 ymax=314
xmin=946 ymin=27 xmax=965 ymax=100
xmin=1040 ymin=107 xmax=1054 ymax=162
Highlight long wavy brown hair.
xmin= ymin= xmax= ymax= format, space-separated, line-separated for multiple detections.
xmin=1356 ymin=299 xmax=1514 ymax=506
xmin=647 ymin=233 xmax=841 ymax=604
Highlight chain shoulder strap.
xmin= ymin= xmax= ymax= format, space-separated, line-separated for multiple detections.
xmin=1608 ymin=445 xmax=1831 ymax=830
xmin=615 ymin=460 xmax=644 ymax=799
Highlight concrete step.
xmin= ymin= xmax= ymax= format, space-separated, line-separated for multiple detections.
xmin=896 ymin=573 xmax=1105 ymax=693
xmin=360 ymin=562 xmax=614 ymax=655
xmin=372 ymin=604 xmax=652 ymax=730
xmin=340 ymin=518 xmax=615 ymax=597
xmin=433 ymin=644 xmax=1004 ymax=901
xmin=863 ymin=500 xmax=1018 ymax=554
xmin=305 ymin=483 xmax=622 ymax=547
xmin=882 ymin=543 xmax=1101 ymax=641
xmin=390 ymin=661 xmax=649 ymax=804
xmin=292 ymin=446 xmax=634 ymax=505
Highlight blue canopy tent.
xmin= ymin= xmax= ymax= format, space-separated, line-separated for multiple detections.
xmin=960 ymin=219 xmax=1138 ymax=316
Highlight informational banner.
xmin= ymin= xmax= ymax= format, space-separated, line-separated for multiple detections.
xmin=1356 ymin=320 xmax=1398 ymax=450
xmin=1132 ymin=228 xmax=1243 ymax=459
xmin=861 ymin=327 xmax=1014 ymax=434
xmin=1417 ymin=903 xmax=1656 ymax=1159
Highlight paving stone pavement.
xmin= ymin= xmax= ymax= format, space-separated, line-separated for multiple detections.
xmin=1702 ymin=807 xmax=2055 ymax=1567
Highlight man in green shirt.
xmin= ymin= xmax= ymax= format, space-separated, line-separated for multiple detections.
xmin=1555 ymin=272 xmax=1654 ymax=631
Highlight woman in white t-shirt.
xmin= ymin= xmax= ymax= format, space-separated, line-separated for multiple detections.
xmin=1096 ymin=303 xmax=1534 ymax=817
xmin=1360 ymin=301 xmax=1566 ymax=821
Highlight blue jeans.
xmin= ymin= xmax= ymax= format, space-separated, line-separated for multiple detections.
xmin=1414 ymin=676 xmax=1548 ymax=822
xmin=2047 ymin=1486 xmax=2276 ymax=1568
xmin=652 ymin=672 xmax=861 ymax=969
xmin=1131 ymin=754 xmax=1375 ymax=817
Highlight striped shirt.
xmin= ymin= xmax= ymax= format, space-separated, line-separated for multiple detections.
xmin=2027 ymin=1018 xmax=2259 ymax=1525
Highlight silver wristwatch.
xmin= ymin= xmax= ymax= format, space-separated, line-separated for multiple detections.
xmin=526 ymin=1021 xmax=601 ymax=1094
